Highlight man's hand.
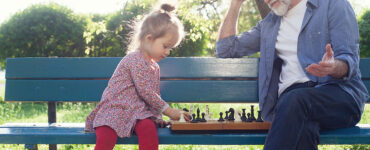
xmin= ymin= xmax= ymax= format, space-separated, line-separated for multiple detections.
xmin=306 ymin=44 xmax=349 ymax=78
xmin=306 ymin=44 xmax=335 ymax=77
xmin=217 ymin=0 xmax=245 ymax=41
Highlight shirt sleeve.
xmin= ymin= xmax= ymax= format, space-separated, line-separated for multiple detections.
xmin=129 ymin=58 xmax=169 ymax=114
xmin=328 ymin=0 xmax=360 ymax=81
xmin=215 ymin=20 xmax=263 ymax=58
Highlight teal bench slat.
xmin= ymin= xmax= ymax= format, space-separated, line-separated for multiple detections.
xmin=359 ymin=58 xmax=370 ymax=79
xmin=5 ymin=80 xmax=258 ymax=102
xmin=0 ymin=124 xmax=369 ymax=145
xmin=5 ymin=57 xmax=258 ymax=79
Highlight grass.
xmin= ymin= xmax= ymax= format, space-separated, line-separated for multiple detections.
xmin=0 ymin=79 xmax=369 ymax=149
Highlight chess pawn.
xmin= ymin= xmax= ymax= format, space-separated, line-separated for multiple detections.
xmin=218 ymin=112 xmax=225 ymax=122
xmin=235 ymin=110 xmax=242 ymax=122
xmin=191 ymin=113 xmax=198 ymax=123
xmin=179 ymin=112 xmax=186 ymax=122
xmin=200 ymin=112 xmax=207 ymax=122
xmin=246 ymin=113 xmax=252 ymax=122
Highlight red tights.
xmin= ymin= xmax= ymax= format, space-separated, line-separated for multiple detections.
xmin=94 ymin=118 xmax=158 ymax=150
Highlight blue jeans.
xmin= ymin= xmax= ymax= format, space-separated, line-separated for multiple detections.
xmin=264 ymin=82 xmax=362 ymax=150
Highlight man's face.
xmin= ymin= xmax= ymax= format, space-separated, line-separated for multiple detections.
xmin=264 ymin=0 xmax=292 ymax=16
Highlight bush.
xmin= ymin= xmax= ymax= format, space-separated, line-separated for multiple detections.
xmin=0 ymin=3 xmax=87 ymax=69
xmin=359 ymin=10 xmax=370 ymax=58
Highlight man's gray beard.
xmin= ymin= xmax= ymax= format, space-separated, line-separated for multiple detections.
xmin=268 ymin=0 xmax=292 ymax=16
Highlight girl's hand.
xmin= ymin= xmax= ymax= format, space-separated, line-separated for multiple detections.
xmin=163 ymin=108 xmax=191 ymax=121
xmin=155 ymin=119 xmax=170 ymax=128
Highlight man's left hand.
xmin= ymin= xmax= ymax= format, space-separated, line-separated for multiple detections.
xmin=306 ymin=44 xmax=335 ymax=77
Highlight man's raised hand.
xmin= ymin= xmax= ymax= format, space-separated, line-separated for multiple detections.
xmin=306 ymin=44 xmax=336 ymax=77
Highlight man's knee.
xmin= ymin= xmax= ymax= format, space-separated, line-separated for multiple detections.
xmin=277 ymin=88 xmax=313 ymax=115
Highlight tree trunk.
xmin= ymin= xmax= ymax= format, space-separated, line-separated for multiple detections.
xmin=255 ymin=0 xmax=271 ymax=19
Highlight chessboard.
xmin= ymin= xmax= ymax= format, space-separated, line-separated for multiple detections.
xmin=171 ymin=120 xmax=271 ymax=131
xmin=170 ymin=105 xmax=271 ymax=131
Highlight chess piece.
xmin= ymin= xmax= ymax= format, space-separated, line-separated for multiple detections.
xmin=205 ymin=105 xmax=210 ymax=120
xmin=250 ymin=105 xmax=256 ymax=121
xmin=235 ymin=110 xmax=242 ymax=122
xmin=200 ymin=112 xmax=207 ymax=122
xmin=246 ymin=113 xmax=252 ymax=122
xmin=218 ymin=112 xmax=225 ymax=122
xmin=196 ymin=108 xmax=201 ymax=121
xmin=191 ymin=113 xmax=198 ymax=123
xmin=256 ymin=110 xmax=263 ymax=122
xmin=183 ymin=108 xmax=189 ymax=112
xmin=241 ymin=108 xmax=247 ymax=121
xmin=190 ymin=104 xmax=194 ymax=114
xmin=228 ymin=108 xmax=235 ymax=121
xmin=179 ymin=112 xmax=186 ymax=122
xmin=224 ymin=111 xmax=229 ymax=120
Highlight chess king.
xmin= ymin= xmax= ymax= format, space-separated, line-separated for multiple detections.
xmin=216 ymin=0 xmax=369 ymax=149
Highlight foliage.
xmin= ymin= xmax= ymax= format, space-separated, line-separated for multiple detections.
xmin=0 ymin=3 xmax=87 ymax=69
xmin=359 ymin=10 xmax=370 ymax=58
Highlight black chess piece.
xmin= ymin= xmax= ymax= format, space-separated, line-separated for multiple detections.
xmin=228 ymin=108 xmax=235 ymax=121
xmin=224 ymin=111 xmax=229 ymax=120
xmin=218 ymin=112 xmax=225 ymax=122
xmin=246 ymin=113 xmax=252 ymax=122
xmin=241 ymin=108 xmax=247 ymax=121
xmin=191 ymin=113 xmax=198 ymax=123
xmin=196 ymin=108 xmax=201 ymax=121
xmin=256 ymin=110 xmax=263 ymax=122
xmin=183 ymin=108 xmax=189 ymax=112
xmin=200 ymin=112 xmax=207 ymax=122
xmin=250 ymin=105 xmax=256 ymax=121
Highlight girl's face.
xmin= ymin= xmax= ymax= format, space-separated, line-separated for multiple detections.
xmin=141 ymin=31 xmax=179 ymax=62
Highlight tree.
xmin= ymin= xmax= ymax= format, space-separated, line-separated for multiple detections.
xmin=359 ymin=10 xmax=370 ymax=58
xmin=0 ymin=3 xmax=87 ymax=69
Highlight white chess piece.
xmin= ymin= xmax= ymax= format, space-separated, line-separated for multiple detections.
xmin=235 ymin=110 xmax=242 ymax=122
xmin=179 ymin=112 xmax=186 ymax=122
xmin=189 ymin=104 xmax=194 ymax=114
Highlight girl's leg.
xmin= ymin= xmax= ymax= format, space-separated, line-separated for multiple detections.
xmin=134 ymin=118 xmax=159 ymax=150
xmin=95 ymin=125 xmax=118 ymax=150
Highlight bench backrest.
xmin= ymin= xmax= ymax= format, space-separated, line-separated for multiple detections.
xmin=4 ymin=57 xmax=370 ymax=103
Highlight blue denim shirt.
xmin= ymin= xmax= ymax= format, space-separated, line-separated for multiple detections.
xmin=216 ymin=0 xmax=369 ymax=121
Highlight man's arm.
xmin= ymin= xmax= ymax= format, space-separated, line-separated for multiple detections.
xmin=216 ymin=0 xmax=262 ymax=58
xmin=306 ymin=0 xmax=358 ymax=80
xmin=217 ymin=0 xmax=244 ymax=41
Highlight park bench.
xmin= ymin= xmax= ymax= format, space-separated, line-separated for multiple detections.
xmin=0 ymin=57 xmax=369 ymax=150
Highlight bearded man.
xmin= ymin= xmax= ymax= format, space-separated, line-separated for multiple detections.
xmin=216 ymin=0 xmax=369 ymax=149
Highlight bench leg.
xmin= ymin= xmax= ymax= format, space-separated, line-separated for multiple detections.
xmin=49 ymin=144 xmax=57 ymax=150
xmin=25 ymin=144 xmax=38 ymax=150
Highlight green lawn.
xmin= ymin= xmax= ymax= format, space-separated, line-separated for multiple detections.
xmin=0 ymin=79 xmax=369 ymax=149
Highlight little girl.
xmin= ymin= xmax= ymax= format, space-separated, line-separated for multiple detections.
xmin=85 ymin=3 xmax=190 ymax=150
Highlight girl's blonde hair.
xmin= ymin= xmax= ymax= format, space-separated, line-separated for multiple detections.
xmin=127 ymin=3 xmax=185 ymax=53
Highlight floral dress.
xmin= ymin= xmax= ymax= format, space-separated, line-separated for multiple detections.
xmin=85 ymin=51 xmax=169 ymax=138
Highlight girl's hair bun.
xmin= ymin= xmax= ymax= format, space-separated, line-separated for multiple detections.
xmin=160 ymin=3 xmax=176 ymax=12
